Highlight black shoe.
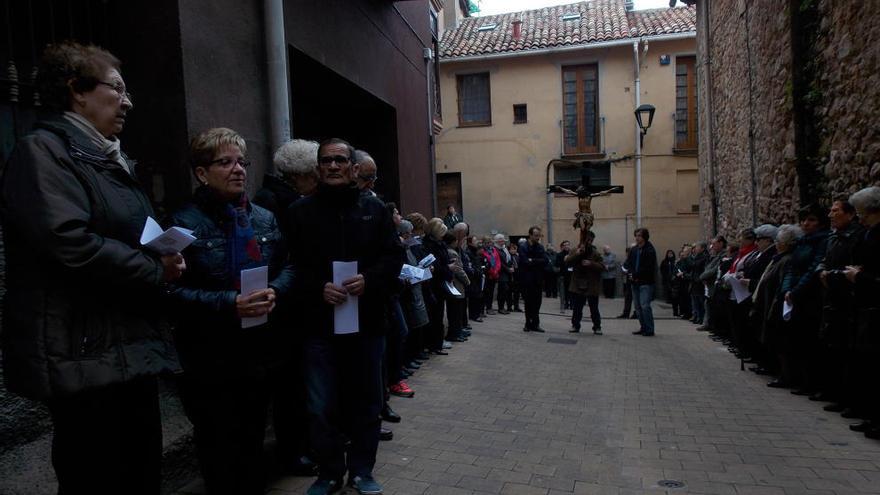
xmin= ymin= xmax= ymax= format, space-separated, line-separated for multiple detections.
xmin=531 ymin=327 xmax=546 ymax=333
xmin=767 ymin=380 xmax=791 ymax=388
xmin=841 ymin=408 xmax=863 ymax=419
xmin=629 ymin=313 xmax=638 ymax=319
xmin=569 ymin=328 xmax=580 ymax=333
xmin=616 ymin=313 xmax=628 ymax=319
xmin=641 ymin=332 xmax=655 ymax=336
xmin=523 ymin=326 xmax=531 ymax=332
xmin=865 ymin=427 xmax=880 ymax=440
xmin=381 ymin=404 xmax=401 ymax=423
xmin=379 ymin=427 xmax=393 ymax=441
xmin=809 ymin=392 xmax=833 ymax=402
xmin=593 ymin=327 xmax=603 ymax=335
xmin=407 ymin=361 xmax=421 ymax=369
xmin=754 ymin=368 xmax=772 ymax=376
xmin=632 ymin=330 xmax=644 ymax=335
xmin=417 ymin=352 xmax=430 ymax=360
xmin=791 ymin=388 xmax=812 ymax=396
xmin=470 ymin=317 xmax=484 ymax=322
xmin=513 ymin=308 xmax=523 ymax=312
xmin=430 ymin=350 xmax=448 ymax=356
xmin=400 ymin=369 xmax=413 ymax=378
xmin=283 ymin=456 xmax=319 ymax=477
xmin=823 ymin=403 xmax=846 ymax=412
xmin=849 ymin=420 xmax=873 ymax=432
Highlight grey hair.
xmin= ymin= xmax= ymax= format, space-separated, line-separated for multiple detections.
xmin=850 ymin=186 xmax=880 ymax=214
xmin=453 ymin=222 xmax=469 ymax=233
xmin=274 ymin=139 xmax=319 ymax=176
xmin=775 ymin=224 xmax=803 ymax=247
xmin=493 ymin=233 xmax=507 ymax=241
xmin=397 ymin=219 xmax=413 ymax=235
xmin=353 ymin=149 xmax=374 ymax=165
xmin=754 ymin=224 xmax=779 ymax=241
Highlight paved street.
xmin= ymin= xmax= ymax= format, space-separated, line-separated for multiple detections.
xmin=265 ymin=297 xmax=880 ymax=495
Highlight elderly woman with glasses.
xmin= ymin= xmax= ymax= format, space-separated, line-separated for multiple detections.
xmin=168 ymin=127 xmax=294 ymax=494
xmin=0 ymin=42 xmax=185 ymax=493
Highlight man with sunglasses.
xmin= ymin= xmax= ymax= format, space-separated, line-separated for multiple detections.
xmin=285 ymin=138 xmax=404 ymax=495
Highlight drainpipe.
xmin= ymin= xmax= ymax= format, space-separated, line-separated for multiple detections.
xmin=546 ymin=160 xmax=554 ymax=246
xmin=633 ymin=40 xmax=642 ymax=227
xmin=264 ymin=0 xmax=290 ymax=173
xmin=424 ymin=47 xmax=438 ymax=217
xmin=701 ymin=0 xmax=718 ymax=235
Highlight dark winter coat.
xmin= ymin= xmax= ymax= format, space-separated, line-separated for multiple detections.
xmin=817 ymin=221 xmax=864 ymax=348
xmin=518 ymin=241 xmax=549 ymax=286
xmin=565 ymin=245 xmax=605 ymax=296
xmin=284 ymin=183 xmax=404 ymax=336
xmin=168 ymin=189 xmax=294 ymax=374
xmin=627 ymin=241 xmax=658 ymax=286
xmin=0 ymin=116 xmax=178 ymax=400
xmin=252 ymin=174 xmax=300 ymax=227
xmin=852 ymin=222 xmax=880 ymax=350
xmin=689 ymin=251 xmax=709 ymax=295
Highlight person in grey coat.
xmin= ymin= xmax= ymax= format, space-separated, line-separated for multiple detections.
xmin=601 ymin=245 xmax=619 ymax=298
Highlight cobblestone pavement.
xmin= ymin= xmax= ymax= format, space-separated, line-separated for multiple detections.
xmin=262 ymin=297 xmax=880 ymax=495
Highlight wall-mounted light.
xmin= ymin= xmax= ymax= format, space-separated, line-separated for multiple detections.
xmin=635 ymin=103 xmax=656 ymax=147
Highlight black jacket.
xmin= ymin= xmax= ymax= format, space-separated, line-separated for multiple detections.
xmin=252 ymin=174 xmax=300 ymax=227
xmin=626 ymin=241 xmax=657 ymax=285
xmin=518 ymin=242 xmax=548 ymax=286
xmin=285 ymin=183 xmax=404 ymax=336
xmin=0 ymin=116 xmax=178 ymax=400
xmin=168 ymin=189 xmax=294 ymax=373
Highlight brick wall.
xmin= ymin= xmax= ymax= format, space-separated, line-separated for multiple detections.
xmin=698 ymin=0 xmax=880 ymax=237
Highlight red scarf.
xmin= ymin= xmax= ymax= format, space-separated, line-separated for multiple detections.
xmin=728 ymin=243 xmax=757 ymax=273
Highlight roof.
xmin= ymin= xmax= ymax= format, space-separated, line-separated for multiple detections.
xmin=439 ymin=0 xmax=696 ymax=60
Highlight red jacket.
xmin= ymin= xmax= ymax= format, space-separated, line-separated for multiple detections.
xmin=483 ymin=246 xmax=502 ymax=281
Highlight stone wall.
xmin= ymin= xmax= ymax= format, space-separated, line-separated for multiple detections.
xmin=697 ymin=0 xmax=880 ymax=238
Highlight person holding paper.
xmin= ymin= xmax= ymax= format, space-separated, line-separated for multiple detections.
xmin=285 ymin=138 xmax=404 ymax=495
xmin=168 ymin=128 xmax=294 ymax=494
xmin=0 ymin=42 xmax=186 ymax=494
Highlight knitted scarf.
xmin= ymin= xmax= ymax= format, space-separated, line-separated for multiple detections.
xmin=224 ymin=194 xmax=263 ymax=288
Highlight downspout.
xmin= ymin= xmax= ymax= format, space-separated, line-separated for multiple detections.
xmin=425 ymin=47 xmax=438 ymax=217
xmin=633 ymin=40 xmax=642 ymax=227
xmin=264 ymin=0 xmax=290 ymax=173
xmin=546 ymin=159 xmax=554 ymax=246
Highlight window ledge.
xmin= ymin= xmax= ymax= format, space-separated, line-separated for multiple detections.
xmin=673 ymin=148 xmax=698 ymax=156
xmin=513 ymin=120 xmax=527 ymax=125
xmin=457 ymin=122 xmax=492 ymax=128
xmin=560 ymin=152 xmax=606 ymax=160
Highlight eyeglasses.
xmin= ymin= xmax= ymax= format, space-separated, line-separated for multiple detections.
xmin=96 ymin=81 xmax=133 ymax=103
xmin=318 ymin=155 xmax=351 ymax=166
xmin=358 ymin=174 xmax=378 ymax=181
xmin=208 ymin=157 xmax=251 ymax=169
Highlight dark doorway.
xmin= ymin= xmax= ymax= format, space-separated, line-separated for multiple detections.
xmin=288 ymin=46 xmax=400 ymax=205
xmin=436 ymin=172 xmax=462 ymax=217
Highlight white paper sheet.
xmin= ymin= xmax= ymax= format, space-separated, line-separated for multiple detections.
xmin=140 ymin=216 xmax=196 ymax=254
xmin=445 ymin=280 xmax=462 ymax=296
xmin=240 ymin=266 xmax=269 ymax=329
xmin=418 ymin=253 xmax=436 ymax=268
xmin=723 ymin=272 xmax=751 ymax=304
xmin=782 ymin=300 xmax=794 ymax=321
xmin=332 ymin=261 xmax=359 ymax=335
xmin=400 ymin=264 xmax=432 ymax=284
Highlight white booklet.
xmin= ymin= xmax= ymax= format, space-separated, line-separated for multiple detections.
xmin=332 ymin=261 xmax=359 ymax=335
xmin=722 ymin=272 xmax=751 ymax=304
xmin=418 ymin=253 xmax=436 ymax=268
xmin=400 ymin=264 xmax=432 ymax=284
xmin=240 ymin=266 xmax=269 ymax=329
xmin=140 ymin=216 xmax=196 ymax=254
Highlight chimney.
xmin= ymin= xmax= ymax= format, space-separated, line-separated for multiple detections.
xmin=625 ymin=0 xmax=634 ymax=11
xmin=512 ymin=20 xmax=522 ymax=40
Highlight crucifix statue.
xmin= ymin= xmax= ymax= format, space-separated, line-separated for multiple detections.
xmin=551 ymin=164 xmax=623 ymax=246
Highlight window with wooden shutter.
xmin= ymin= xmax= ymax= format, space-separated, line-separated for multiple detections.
xmin=561 ymin=64 xmax=599 ymax=155
xmin=675 ymin=56 xmax=698 ymax=151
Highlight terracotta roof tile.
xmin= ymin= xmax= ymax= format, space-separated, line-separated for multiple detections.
xmin=439 ymin=0 xmax=695 ymax=59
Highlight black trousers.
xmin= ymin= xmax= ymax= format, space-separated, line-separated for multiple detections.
xmin=272 ymin=345 xmax=310 ymax=467
xmin=445 ymin=297 xmax=464 ymax=340
xmin=602 ymin=278 xmax=616 ymax=298
xmin=483 ymin=278 xmax=497 ymax=311
xmin=496 ymin=280 xmax=510 ymax=310
xmin=570 ymin=292 xmax=601 ymax=330
xmin=48 ymin=376 xmax=162 ymax=495
xmin=468 ymin=291 xmax=484 ymax=320
xmin=523 ymin=283 xmax=543 ymax=329
xmin=180 ymin=367 xmax=272 ymax=495
xmin=622 ymin=281 xmax=634 ymax=316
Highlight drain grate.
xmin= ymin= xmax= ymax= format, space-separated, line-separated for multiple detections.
xmin=657 ymin=480 xmax=685 ymax=489
xmin=547 ymin=337 xmax=577 ymax=345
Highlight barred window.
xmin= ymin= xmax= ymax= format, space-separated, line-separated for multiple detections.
xmin=456 ymin=73 xmax=491 ymax=126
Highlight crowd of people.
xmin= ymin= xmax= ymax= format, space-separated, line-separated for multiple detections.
xmin=660 ymin=198 xmax=880 ymax=440
xmin=2 ymin=40 xmax=878 ymax=495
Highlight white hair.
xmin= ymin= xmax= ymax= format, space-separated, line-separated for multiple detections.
xmin=274 ymin=139 xmax=319 ymax=176
xmin=775 ymin=224 xmax=803 ymax=247
xmin=850 ymin=186 xmax=880 ymax=214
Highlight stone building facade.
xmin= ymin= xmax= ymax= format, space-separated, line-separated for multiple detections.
xmin=694 ymin=0 xmax=880 ymax=236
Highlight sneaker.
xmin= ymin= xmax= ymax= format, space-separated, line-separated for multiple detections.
xmin=379 ymin=427 xmax=393 ymax=441
xmin=307 ymin=478 xmax=343 ymax=495
xmin=349 ymin=474 xmax=383 ymax=494
xmin=442 ymin=341 xmax=453 ymax=349
xmin=390 ymin=381 xmax=415 ymax=398
xmin=593 ymin=328 xmax=602 ymax=335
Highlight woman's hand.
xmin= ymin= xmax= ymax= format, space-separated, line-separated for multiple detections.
xmin=161 ymin=253 xmax=186 ymax=281
xmin=323 ymin=282 xmax=348 ymax=305
xmin=236 ymin=288 xmax=276 ymax=318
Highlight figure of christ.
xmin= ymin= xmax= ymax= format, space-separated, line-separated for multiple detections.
xmin=555 ymin=185 xmax=620 ymax=245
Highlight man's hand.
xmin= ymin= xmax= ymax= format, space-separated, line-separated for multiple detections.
xmin=236 ymin=288 xmax=276 ymax=318
xmin=819 ymin=270 xmax=829 ymax=288
xmin=323 ymin=282 xmax=348 ymax=305
xmin=844 ymin=265 xmax=862 ymax=284
xmin=343 ymin=274 xmax=366 ymax=296
xmin=161 ymin=252 xmax=186 ymax=282
xmin=784 ymin=291 xmax=792 ymax=304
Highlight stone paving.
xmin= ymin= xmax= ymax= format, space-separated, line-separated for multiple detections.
xmin=258 ymin=297 xmax=880 ymax=495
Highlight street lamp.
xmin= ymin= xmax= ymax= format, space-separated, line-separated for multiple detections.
xmin=635 ymin=103 xmax=655 ymax=147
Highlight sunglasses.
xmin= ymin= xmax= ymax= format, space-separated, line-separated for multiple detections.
xmin=318 ymin=155 xmax=351 ymax=166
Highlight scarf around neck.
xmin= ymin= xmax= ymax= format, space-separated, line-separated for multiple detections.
xmin=63 ymin=111 xmax=131 ymax=175
xmin=195 ymin=187 xmax=263 ymax=287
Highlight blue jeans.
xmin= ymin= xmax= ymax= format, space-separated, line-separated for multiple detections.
xmin=691 ymin=294 xmax=705 ymax=323
xmin=304 ymin=334 xmax=385 ymax=480
xmin=632 ymin=284 xmax=655 ymax=334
